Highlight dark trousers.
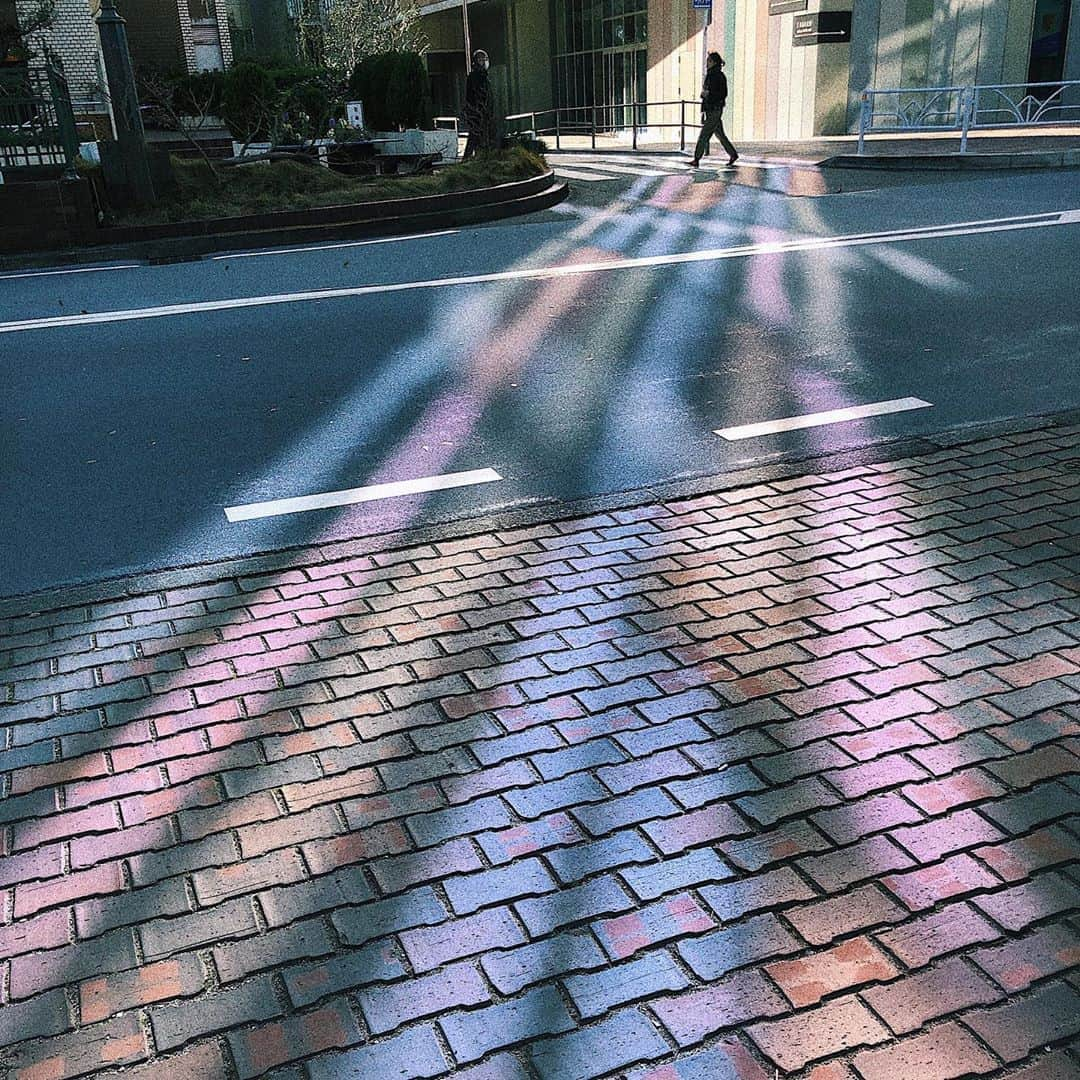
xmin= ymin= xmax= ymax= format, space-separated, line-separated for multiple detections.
xmin=694 ymin=108 xmax=737 ymax=162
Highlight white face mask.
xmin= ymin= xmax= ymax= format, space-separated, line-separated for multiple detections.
xmin=479 ymin=59 xmax=489 ymax=70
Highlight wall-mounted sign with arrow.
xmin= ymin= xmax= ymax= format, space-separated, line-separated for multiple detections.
xmin=792 ymin=11 xmax=852 ymax=46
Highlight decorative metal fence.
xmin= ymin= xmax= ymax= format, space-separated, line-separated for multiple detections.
xmin=0 ymin=64 xmax=80 ymax=174
xmin=857 ymin=79 xmax=1080 ymax=153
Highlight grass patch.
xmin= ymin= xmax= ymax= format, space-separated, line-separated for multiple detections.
xmin=119 ymin=147 xmax=548 ymax=225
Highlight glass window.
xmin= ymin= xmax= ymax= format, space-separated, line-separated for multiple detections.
xmin=553 ymin=0 xmax=647 ymax=127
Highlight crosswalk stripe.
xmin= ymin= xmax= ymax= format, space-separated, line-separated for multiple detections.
xmin=552 ymin=167 xmax=622 ymax=182
xmin=556 ymin=161 xmax=680 ymax=177
xmin=576 ymin=154 xmax=694 ymax=170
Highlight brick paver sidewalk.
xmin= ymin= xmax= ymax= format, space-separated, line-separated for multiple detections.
xmin=2 ymin=423 xmax=1079 ymax=1080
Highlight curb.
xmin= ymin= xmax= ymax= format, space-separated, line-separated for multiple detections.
xmin=0 ymin=171 xmax=568 ymax=270
xmin=822 ymin=149 xmax=1080 ymax=171
xmin=3 ymin=407 xmax=1078 ymax=620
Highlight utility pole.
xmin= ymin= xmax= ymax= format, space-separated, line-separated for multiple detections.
xmin=462 ymin=0 xmax=472 ymax=74
xmin=96 ymin=0 xmax=155 ymax=205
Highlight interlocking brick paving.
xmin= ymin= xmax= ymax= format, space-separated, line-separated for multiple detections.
xmin=1 ymin=423 xmax=1079 ymax=1079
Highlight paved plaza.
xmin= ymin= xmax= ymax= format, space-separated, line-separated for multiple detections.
xmin=1 ymin=418 xmax=1078 ymax=1079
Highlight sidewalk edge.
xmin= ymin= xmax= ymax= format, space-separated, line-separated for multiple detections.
xmin=4 ymin=408 xmax=1078 ymax=621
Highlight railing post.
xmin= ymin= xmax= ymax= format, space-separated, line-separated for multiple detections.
xmin=555 ymin=109 xmax=560 ymax=150
xmin=45 ymin=64 xmax=81 ymax=180
xmin=632 ymin=103 xmax=637 ymax=150
xmin=680 ymin=99 xmax=685 ymax=151
xmin=960 ymin=86 xmax=972 ymax=153
xmin=857 ymin=89 xmax=870 ymax=155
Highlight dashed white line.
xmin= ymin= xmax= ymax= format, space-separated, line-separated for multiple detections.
xmin=715 ymin=397 xmax=933 ymax=440
xmin=224 ymin=467 xmax=502 ymax=522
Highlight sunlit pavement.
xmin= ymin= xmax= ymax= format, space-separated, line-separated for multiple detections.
xmin=3 ymin=165 xmax=1080 ymax=599
xmin=1 ymin=418 xmax=1079 ymax=1079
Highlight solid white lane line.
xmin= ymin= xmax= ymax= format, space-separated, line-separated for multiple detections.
xmin=211 ymin=229 xmax=460 ymax=261
xmin=224 ymin=467 xmax=502 ymax=522
xmin=0 ymin=264 xmax=140 ymax=282
xmin=2 ymin=209 xmax=1075 ymax=335
xmin=715 ymin=397 xmax=933 ymax=441
xmin=552 ymin=167 xmax=622 ymax=182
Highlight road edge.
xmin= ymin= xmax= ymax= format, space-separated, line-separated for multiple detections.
xmin=3 ymin=407 xmax=1078 ymax=620
xmin=0 ymin=172 xmax=569 ymax=271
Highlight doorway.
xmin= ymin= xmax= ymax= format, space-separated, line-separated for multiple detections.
xmin=1028 ymin=0 xmax=1073 ymax=86
xmin=602 ymin=47 xmax=647 ymax=128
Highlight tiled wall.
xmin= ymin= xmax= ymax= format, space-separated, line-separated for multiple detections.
xmin=714 ymin=0 xmax=1061 ymax=141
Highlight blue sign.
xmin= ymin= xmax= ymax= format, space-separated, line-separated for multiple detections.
xmin=692 ymin=0 xmax=711 ymax=8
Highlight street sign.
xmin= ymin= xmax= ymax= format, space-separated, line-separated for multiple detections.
xmin=692 ymin=0 xmax=711 ymax=8
xmin=769 ymin=0 xmax=808 ymax=13
xmin=793 ymin=11 xmax=852 ymax=46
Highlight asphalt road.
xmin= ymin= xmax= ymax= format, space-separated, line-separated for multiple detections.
xmin=3 ymin=163 xmax=1079 ymax=600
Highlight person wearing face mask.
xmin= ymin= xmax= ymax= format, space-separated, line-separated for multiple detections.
xmin=463 ymin=49 xmax=498 ymax=158
xmin=691 ymin=52 xmax=738 ymax=168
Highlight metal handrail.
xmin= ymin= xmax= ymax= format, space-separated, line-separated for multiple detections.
xmin=502 ymin=99 xmax=706 ymax=151
xmin=858 ymin=79 xmax=1080 ymax=154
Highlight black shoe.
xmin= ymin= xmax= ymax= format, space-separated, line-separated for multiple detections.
xmin=690 ymin=159 xmax=700 ymax=168
xmin=727 ymin=154 xmax=739 ymax=166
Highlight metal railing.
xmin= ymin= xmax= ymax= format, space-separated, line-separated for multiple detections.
xmin=857 ymin=79 xmax=1080 ymax=153
xmin=504 ymin=100 xmax=707 ymax=151
xmin=0 ymin=64 xmax=80 ymax=175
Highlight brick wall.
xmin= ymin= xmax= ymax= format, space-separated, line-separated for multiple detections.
xmin=17 ymin=0 xmax=103 ymax=100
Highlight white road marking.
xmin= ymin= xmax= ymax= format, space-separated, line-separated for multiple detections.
xmin=211 ymin=229 xmax=460 ymax=261
xmin=592 ymin=155 xmax=695 ymax=171
xmin=2 ymin=209 xmax=1076 ymax=336
xmin=224 ymin=467 xmax=502 ymax=522
xmin=551 ymin=160 xmax=683 ymax=177
xmin=551 ymin=154 xmax=693 ymax=170
xmin=552 ymin=167 xmax=622 ymax=182
xmin=0 ymin=263 xmax=139 ymax=282
xmin=715 ymin=397 xmax=933 ymax=440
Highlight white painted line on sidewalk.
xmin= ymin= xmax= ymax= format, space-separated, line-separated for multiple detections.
xmin=224 ymin=467 xmax=502 ymax=522
xmin=2 ymin=208 xmax=1076 ymax=335
xmin=0 ymin=263 xmax=139 ymax=282
xmin=553 ymin=167 xmax=622 ymax=182
xmin=554 ymin=161 xmax=682 ymax=177
xmin=211 ymin=229 xmax=460 ymax=261
xmin=551 ymin=154 xmax=692 ymax=171
xmin=715 ymin=397 xmax=933 ymax=440
xmin=588 ymin=155 xmax=694 ymax=170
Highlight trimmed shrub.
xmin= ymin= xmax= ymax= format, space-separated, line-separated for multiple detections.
xmin=349 ymin=51 xmax=431 ymax=131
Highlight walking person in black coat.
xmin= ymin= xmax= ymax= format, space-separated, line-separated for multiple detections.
xmin=691 ymin=52 xmax=738 ymax=168
xmin=463 ymin=49 xmax=498 ymax=159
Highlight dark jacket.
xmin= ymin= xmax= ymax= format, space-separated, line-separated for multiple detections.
xmin=701 ymin=67 xmax=728 ymax=110
xmin=464 ymin=68 xmax=492 ymax=124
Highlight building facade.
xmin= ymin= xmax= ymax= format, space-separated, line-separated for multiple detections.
xmin=419 ymin=0 xmax=1078 ymax=139
xmin=120 ymin=0 xmax=234 ymax=75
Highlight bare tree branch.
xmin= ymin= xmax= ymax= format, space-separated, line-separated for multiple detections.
xmin=324 ymin=0 xmax=427 ymax=75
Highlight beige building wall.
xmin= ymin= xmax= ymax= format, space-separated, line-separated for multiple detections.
xmin=711 ymin=0 xmax=1072 ymax=140
xmin=647 ymin=0 xmax=704 ymax=136
xmin=425 ymin=0 xmax=1074 ymax=140
xmin=507 ymin=0 xmax=551 ymax=115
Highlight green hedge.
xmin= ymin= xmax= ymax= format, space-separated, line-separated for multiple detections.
xmin=348 ymin=52 xmax=431 ymax=132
